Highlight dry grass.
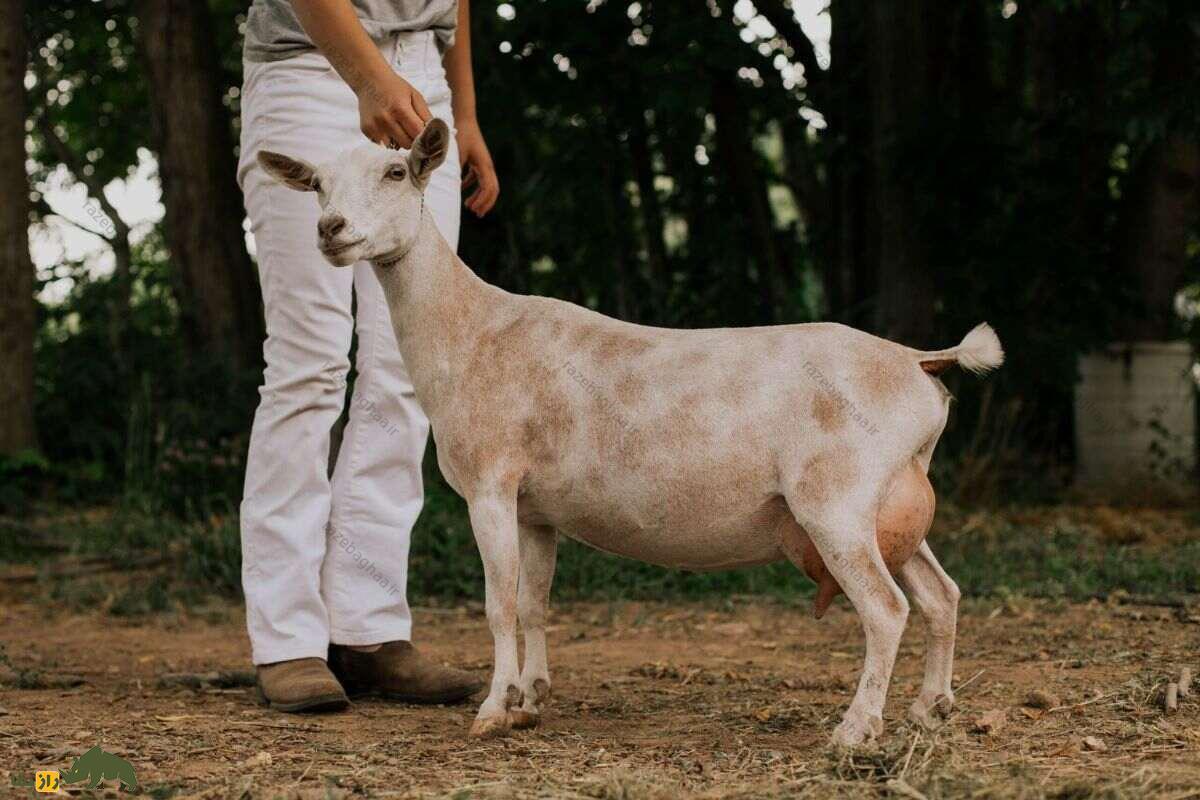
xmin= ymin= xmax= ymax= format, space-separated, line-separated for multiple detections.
xmin=1 ymin=595 xmax=1198 ymax=799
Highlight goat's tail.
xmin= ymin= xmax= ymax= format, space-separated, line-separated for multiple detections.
xmin=917 ymin=322 xmax=1004 ymax=377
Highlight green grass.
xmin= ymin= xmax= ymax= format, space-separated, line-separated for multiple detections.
xmin=8 ymin=474 xmax=1200 ymax=615
xmin=937 ymin=523 xmax=1200 ymax=601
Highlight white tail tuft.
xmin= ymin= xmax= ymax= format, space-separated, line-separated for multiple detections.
xmin=917 ymin=322 xmax=1004 ymax=376
xmin=953 ymin=322 xmax=1005 ymax=375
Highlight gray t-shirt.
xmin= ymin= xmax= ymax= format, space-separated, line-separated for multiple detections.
xmin=244 ymin=0 xmax=458 ymax=62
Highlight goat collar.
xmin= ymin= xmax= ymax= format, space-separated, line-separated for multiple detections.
xmin=371 ymin=196 xmax=426 ymax=268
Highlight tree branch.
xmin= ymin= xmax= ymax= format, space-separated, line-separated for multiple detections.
xmin=32 ymin=110 xmax=131 ymax=243
xmin=757 ymin=0 xmax=829 ymax=111
xmin=34 ymin=197 xmax=115 ymax=242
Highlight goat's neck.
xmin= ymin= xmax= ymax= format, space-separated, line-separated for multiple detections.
xmin=371 ymin=207 xmax=505 ymax=417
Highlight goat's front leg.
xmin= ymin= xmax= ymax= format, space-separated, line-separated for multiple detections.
xmin=896 ymin=541 xmax=960 ymax=728
xmin=467 ymin=491 xmax=521 ymax=739
xmin=508 ymin=524 xmax=558 ymax=730
xmin=787 ymin=496 xmax=910 ymax=747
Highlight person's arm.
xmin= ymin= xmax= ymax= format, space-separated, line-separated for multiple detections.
xmin=291 ymin=0 xmax=431 ymax=148
xmin=444 ymin=1 xmax=499 ymax=216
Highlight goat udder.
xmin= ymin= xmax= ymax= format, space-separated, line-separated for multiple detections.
xmin=801 ymin=460 xmax=936 ymax=618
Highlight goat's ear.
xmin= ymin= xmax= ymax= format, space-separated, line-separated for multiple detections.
xmin=408 ymin=118 xmax=450 ymax=186
xmin=258 ymin=150 xmax=320 ymax=192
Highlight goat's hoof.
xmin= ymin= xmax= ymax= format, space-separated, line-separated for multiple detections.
xmin=507 ymin=708 xmax=541 ymax=730
xmin=831 ymin=713 xmax=883 ymax=748
xmin=469 ymin=714 xmax=510 ymax=739
xmin=907 ymin=702 xmax=939 ymax=730
xmin=908 ymin=692 xmax=953 ymax=729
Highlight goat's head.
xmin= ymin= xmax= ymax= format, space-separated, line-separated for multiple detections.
xmin=257 ymin=118 xmax=451 ymax=267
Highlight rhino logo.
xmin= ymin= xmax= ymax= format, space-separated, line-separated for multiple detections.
xmin=60 ymin=746 xmax=138 ymax=791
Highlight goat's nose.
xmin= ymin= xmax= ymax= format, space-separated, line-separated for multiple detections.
xmin=318 ymin=214 xmax=347 ymax=240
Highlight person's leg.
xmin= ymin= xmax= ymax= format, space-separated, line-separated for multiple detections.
xmin=323 ymin=33 xmax=479 ymax=703
xmin=324 ymin=32 xmax=462 ymax=644
xmin=238 ymin=55 xmax=362 ymax=669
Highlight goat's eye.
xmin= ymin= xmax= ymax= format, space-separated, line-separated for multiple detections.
xmin=386 ymin=164 xmax=407 ymax=181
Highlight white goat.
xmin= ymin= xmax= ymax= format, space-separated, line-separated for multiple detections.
xmin=258 ymin=119 xmax=1004 ymax=746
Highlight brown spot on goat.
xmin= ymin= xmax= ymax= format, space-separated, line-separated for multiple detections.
xmin=445 ymin=434 xmax=492 ymax=488
xmin=855 ymin=350 xmax=911 ymax=405
xmin=615 ymin=373 xmax=647 ymax=406
xmin=570 ymin=323 xmax=601 ymax=348
xmin=812 ymin=391 xmax=846 ymax=432
xmin=594 ymin=332 xmax=654 ymax=363
xmin=585 ymin=465 xmax=606 ymax=488
xmin=618 ymin=428 xmax=648 ymax=470
xmin=718 ymin=373 xmax=751 ymax=404
xmin=657 ymin=401 xmax=709 ymax=448
xmin=521 ymin=389 xmax=574 ymax=466
xmin=794 ymin=446 xmax=858 ymax=508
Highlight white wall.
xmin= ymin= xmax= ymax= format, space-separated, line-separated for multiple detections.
xmin=1075 ymin=341 xmax=1198 ymax=488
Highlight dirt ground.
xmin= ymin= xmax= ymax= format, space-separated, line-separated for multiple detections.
xmin=1 ymin=596 xmax=1198 ymax=799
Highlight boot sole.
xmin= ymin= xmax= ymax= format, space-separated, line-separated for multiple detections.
xmin=345 ymin=685 xmax=483 ymax=705
xmin=257 ymin=685 xmax=350 ymax=714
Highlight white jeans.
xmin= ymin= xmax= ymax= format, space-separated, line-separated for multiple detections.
xmin=237 ymin=31 xmax=461 ymax=665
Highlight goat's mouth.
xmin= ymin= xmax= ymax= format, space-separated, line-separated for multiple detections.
xmin=319 ymin=238 xmax=365 ymax=258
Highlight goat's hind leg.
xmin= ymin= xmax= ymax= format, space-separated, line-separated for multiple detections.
xmin=896 ymin=541 xmax=960 ymax=728
xmin=509 ymin=523 xmax=558 ymax=730
xmin=784 ymin=490 xmax=910 ymax=747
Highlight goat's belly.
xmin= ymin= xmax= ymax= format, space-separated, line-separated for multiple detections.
xmin=519 ymin=486 xmax=789 ymax=571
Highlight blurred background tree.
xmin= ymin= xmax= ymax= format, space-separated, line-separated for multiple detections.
xmin=0 ymin=0 xmax=39 ymax=458
xmin=3 ymin=0 xmax=1198 ymax=520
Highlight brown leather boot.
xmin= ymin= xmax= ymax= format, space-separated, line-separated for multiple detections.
xmin=256 ymin=658 xmax=349 ymax=713
xmin=328 ymin=641 xmax=483 ymax=704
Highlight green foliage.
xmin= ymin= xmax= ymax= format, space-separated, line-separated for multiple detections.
xmin=34 ymin=235 xmax=257 ymax=511
xmin=459 ymin=0 xmax=816 ymax=326
xmin=25 ymin=0 xmax=147 ymax=189
xmin=0 ymin=450 xmax=50 ymax=515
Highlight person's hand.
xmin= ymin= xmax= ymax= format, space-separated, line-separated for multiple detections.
xmin=357 ymin=71 xmax=431 ymax=149
xmin=457 ymin=118 xmax=499 ymax=217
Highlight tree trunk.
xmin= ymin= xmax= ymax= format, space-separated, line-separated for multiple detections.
xmin=781 ymin=117 xmax=827 ymax=261
xmin=1026 ymin=1 xmax=1110 ymax=269
xmin=1115 ymin=2 xmax=1199 ymax=341
xmin=1116 ymin=136 xmax=1200 ymax=340
xmin=135 ymin=0 xmax=264 ymax=371
xmin=627 ymin=110 xmax=669 ymax=318
xmin=0 ymin=0 xmax=39 ymax=454
xmin=710 ymin=73 xmax=788 ymax=322
xmin=825 ymin=0 xmax=876 ymax=328
xmin=601 ymin=149 xmax=637 ymax=322
xmin=867 ymin=0 xmax=937 ymax=347
xmin=110 ymin=232 xmax=134 ymax=376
